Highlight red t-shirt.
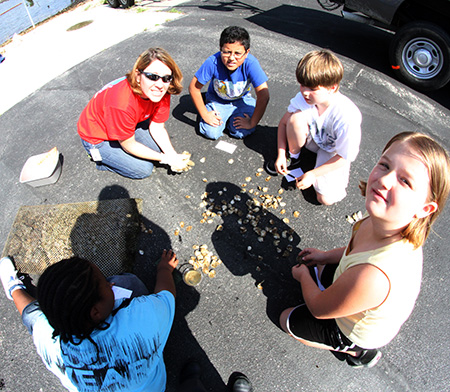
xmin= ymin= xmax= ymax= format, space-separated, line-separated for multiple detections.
xmin=77 ymin=77 xmax=171 ymax=145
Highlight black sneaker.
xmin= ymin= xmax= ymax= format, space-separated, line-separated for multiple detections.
xmin=330 ymin=350 xmax=348 ymax=362
xmin=264 ymin=155 xmax=302 ymax=176
xmin=286 ymin=155 xmax=302 ymax=170
xmin=264 ymin=160 xmax=278 ymax=176
xmin=228 ymin=372 xmax=253 ymax=392
xmin=346 ymin=349 xmax=382 ymax=368
xmin=18 ymin=271 xmax=37 ymax=298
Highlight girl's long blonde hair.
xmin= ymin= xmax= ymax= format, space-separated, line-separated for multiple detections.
xmin=360 ymin=132 xmax=450 ymax=248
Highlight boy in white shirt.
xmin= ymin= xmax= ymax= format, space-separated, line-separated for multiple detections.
xmin=265 ymin=50 xmax=361 ymax=205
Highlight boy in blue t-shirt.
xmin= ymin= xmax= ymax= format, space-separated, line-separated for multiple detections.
xmin=189 ymin=26 xmax=270 ymax=140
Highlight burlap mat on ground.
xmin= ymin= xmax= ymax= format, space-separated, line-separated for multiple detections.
xmin=1 ymin=199 xmax=142 ymax=276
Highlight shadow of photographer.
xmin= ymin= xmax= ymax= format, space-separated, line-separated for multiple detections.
xmin=205 ymin=181 xmax=303 ymax=328
xmin=244 ymin=132 xmax=321 ymax=205
xmin=197 ymin=0 xmax=263 ymax=14
xmin=69 ymin=185 xmax=225 ymax=391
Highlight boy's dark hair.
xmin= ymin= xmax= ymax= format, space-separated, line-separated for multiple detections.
xmin=296 ymin=50 xmax=344 ymax=89
xmin=37 ymin=257 xmax=102 ymax=344
xmin=220 ymin=26 xmax=250 ymax=51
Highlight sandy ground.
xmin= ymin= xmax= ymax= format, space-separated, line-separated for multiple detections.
xmin=0 ymin=0 xmax=186 ymax=115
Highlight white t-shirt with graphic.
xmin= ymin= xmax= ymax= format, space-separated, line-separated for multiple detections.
xmin=288 ymin=91 xmax=362 ymax=162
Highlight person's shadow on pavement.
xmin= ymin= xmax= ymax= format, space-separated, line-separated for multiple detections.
xmin=245 ymin=131 xmax=321 ymax=205
xmin=205 ymin=181 xmax=303 ymax=328
xmin=70 ymin=185 xmax=226 ymax=392
xmin=172 ymin=93 xmax=202 ymax=135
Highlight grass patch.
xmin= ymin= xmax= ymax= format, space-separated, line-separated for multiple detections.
xmin=168 ymin=8 xmax=183 ymax=13
xmin=67 ymin=20 xmax=94 ymax=31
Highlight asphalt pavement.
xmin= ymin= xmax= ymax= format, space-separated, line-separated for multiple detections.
xmin=1 ymin=1 xmax=450 ymax=391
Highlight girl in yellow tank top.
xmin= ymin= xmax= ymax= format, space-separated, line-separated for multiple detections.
xmin=280 ymin=132 xmax=450 ymax=368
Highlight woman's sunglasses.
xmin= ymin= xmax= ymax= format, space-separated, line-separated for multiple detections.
xmin=139 ymin=70 xmax=173 ymax=83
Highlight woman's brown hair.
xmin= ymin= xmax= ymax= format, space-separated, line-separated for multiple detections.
xmin=126 ymin=47 xmax=183 ymax=96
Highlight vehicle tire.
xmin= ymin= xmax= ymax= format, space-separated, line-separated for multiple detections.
xmin=107 ymin=0 xmax=120 ymax=8
xmin=389 ymin=21 xmax=450 ymax=91
xmin=119 ymin=0 xmax=135 ymax=8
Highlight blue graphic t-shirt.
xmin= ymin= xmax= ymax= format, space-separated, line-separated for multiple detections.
xmin=28 ymin=291 xmax=175 ymax=392
xmin=195 ymin=52 xmax=268 ymax=104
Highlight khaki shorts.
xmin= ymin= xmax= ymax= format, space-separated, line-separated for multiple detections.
xmin=305 ymin=137 xmax=350 ymax=204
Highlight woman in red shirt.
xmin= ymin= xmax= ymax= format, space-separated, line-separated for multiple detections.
xmin=78 ymin=47 xmax=187 ymax=178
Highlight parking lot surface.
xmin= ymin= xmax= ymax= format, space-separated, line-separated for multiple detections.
xmin=1 ymin=1 xmax=449 ymax=391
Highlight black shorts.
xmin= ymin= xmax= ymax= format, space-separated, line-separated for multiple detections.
xmin=286 ymin=264 xmax=362 ymax=352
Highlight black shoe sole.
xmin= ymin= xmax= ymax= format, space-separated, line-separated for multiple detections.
xmin=264 ymin=160 xmax=278 ymax=176
xmin=346 ymin=350 xmax=382 ymax=368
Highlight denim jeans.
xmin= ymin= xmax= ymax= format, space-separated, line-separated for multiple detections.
xmin=199 ymin=92 xmax=256 ymax=140
xmin=107 ymin=273 xmax=149 ymax=297
xmin=81 ymin=122 xmax=161 ymax=179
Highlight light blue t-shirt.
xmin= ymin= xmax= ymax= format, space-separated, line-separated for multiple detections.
xmin=26 ymin=291 xmax=175 ymax=392
xmin=195 ymin=52 xmax=268 ymax=104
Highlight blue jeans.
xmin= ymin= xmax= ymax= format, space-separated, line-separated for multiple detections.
xmin=199 ymin=93 xmax=256 ymax=140
xmin=81 ymin=122 xmax=161 ymax=179
xmin=107 ymin=273 xmax=149 ymax=297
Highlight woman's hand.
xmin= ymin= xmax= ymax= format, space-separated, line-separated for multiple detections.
xmin=160 ymin=153 xmax=190 ymax=172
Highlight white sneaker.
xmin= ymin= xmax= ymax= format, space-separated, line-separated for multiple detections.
xmin=0 ymin=257 xmax=24 ymax=300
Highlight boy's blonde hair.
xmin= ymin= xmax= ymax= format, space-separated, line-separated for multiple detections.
xmin=296 ymin=50 xmax=343 ymax=89
xmin=360 ymin=132 xmax=450 ymax=248
xmin=126 ymin=47 xmax=183 ymax=96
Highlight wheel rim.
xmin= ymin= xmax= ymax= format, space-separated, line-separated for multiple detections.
xmin=401 ymin=38 xmax=443 ymax=80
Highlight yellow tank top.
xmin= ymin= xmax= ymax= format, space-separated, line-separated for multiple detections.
xmin=334 ymin=222 xmax=423 ymax=349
